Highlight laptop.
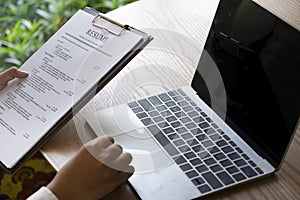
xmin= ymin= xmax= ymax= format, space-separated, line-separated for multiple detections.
xmin=85 ymin=0 xmax=300 ymax=199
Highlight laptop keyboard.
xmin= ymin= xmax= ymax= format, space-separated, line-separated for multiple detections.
xmin=128 ymin=88 xmax=264 ymax=194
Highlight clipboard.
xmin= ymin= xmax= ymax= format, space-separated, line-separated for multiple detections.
xmin=0 ymin=7 xmax=152 ymax=174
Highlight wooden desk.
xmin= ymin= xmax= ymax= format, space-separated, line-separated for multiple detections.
xmin=41 ymin=0 xmax=300 ymax=199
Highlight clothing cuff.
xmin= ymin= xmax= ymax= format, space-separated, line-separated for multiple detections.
xmin=27 ymin=186 xmax=59 ymax=200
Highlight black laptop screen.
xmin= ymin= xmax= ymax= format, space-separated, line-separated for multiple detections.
xmin=192 ymin=0 xmax=300 ymax=167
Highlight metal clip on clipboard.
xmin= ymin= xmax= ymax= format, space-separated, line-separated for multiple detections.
xmin=92 ymin=13 xmax=126 ymax=36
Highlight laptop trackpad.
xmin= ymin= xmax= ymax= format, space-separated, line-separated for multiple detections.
xmin=85 ymin=104 xmax=172 ymax=173
xmin=114 ymin=129 xmax=172 ymax=173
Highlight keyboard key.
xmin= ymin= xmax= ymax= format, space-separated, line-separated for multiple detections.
xmin=206 ymin=117 xmax=212 ymax=123
xmin=164 ymin=144 xmax=180 ymax=156
xmin=170 ymin=121 xmax=182 ymax=128
xmin=220 ymin=159 xmax=233 ymax=167
xmin=203 ymin=128 xmax=216 ymax=135
xmin=162 ymin=127 xmax=174 ymax=134
xmin=192 ymin=177 xmax=205 ymax=186
xmin=255 ymin=167 xmax=264 ymax=174
xmin=241 ymin=153 xmax=250 ymax=160
xmin=177 ymin=101 xmax=189 ymax=107
xmin=185 ymin=96 xmax=192 ymax=101
xmin=148 ymin=110 xmax=160 ymax=117
xmin=202 ymin=140 xmax=214 ymax=148
xmin=211 ymin=123 xmax=219 ymax=129
xmin=166 ymin=116 xmax=177 ymax=123
xmin=204 ymin=157 xmax=217 ymax=166
xmin=213 ymin=152 xmax=226 ymax=160
xmin=194 ymin=106 xmax=202 ymax=112
xmin=200 ymin=112 xmax=207 ymax=117
xmin=249 ymin=161 xmax=257 ymax=167
xmin=196 ymin=165 xmax=209 ymax=173
xmin=234 ymin=159 xmax=247 ymax=167
xmin=199 ymin=122 xmax=210 ymax=129
xmin=223 ymin=135 xmax=231 ymax=141
xmin=233 ymin=173 xmax=246 ymax=181
xmin=190 ymin=101 xmax=197 ymax=106
xmin=241 ymin=166 xmax=257 ymax=178
xmin=147 ymin=125 xmax=160 ymax=135
xmin=184 ymin=151 xmax=197 ymax=159
xmin=180 ymin=117 xmax=191 ymax=124
xmin=209 ymin=133 xmax=221 ymax=141
xmin=153 ymin=116 xmax=164 ymax=123
xmin=191 ymin=128 xmax=203 ymax=135
xmin=137 ymin=112 xmax=148 ymax=119
xmin=202 ymin=172 xmax=223 ymax=189
xmin=168 ymin=133 xmax=180 ymax=140
xmin=198 ymin=151 xmax=210 ymax=159
xmin=226 ymin=166 xmax=239 ymax=174
xmin=186 ymin=139 xmax=198 ymax=146
xmin=192 ymin=145 xmax=203 ymax=153
xmin=216 ymin=171 xmax=234 ymax=185
xmin=173 ymin=155 xmax=186 ymax=165
xmin=156 ymin=105 xmax=167 ymax=111
xmin=173 ymin=139 xmax=185 ymax=146
xmin=168 ymin=90 xmax=179 ymax=97
xmin=173 ymin=96 xmax=185 ymax=102
xmin=181 ymin=132 xmax=193 ymax=140
xmin=216 ymin=139 xmax=228 ymax=147
xmin=160 ymin=110 xmax=172 ymax=117
xmin=210 ymin=164 xmax=223 ymax=173
xmin=190 ymin=158 xmax=202 ymax=166
xmin=185 ymin=122 xmax=197 ymax=129
xmin=176 ymin=127 xmax=188 ymax=134
xmin=165 ymin=101 xmax=176 ymax=107
xmin=158 ymin=93 xmax=171 ymax=101
xmin=207 ymin=146 xmax=220 ymax=154
xmin=141 ymin=118 xmax=153 ymax=126
xmin=132 ymin=107 xmax=143 ymax=113
xmin=170 ymin=106 xmax=181 ymax=113
xmin=222 ymin=146 xmax=234 ymax=153
xmin=186 ymin=170 xmax=198 ymax=178
xmin=138 ymin=99 xmax=154 ymax=111
xmin=148 ymin=96 xmax=163 ymax=105
xmin=228 ymin=152 xmax=241 ymax=160
xmin=198 ymin=184 xmax=211 ymax=193
xmin=178 ymin=145 xmax=191 ymax=153
xmin=177 ymin=89 xmax=186 ymax=96
xmin=229 ymin=141 xmax=237 ymax=147
xmin=128 ymin=101 xmax=139 ymax=108
xmin=193 ymin=116 xmax=205 ymax=123
xmin=187 ymin=111 xmax=198 ymax=118
xmin=152 ymin=130 xmax=169 ymax=146
xmin=180 ymin=163 xmax=193 ymax=171
xmin=174 ymin=111 xmax=186 ymax=118
xmin=235 ymin=147 xmax=243 ymax=153
xmin=196 ymin=134 xmax=207 ymax=142
xmin=182 ymin=106 xmax=193 ymax=112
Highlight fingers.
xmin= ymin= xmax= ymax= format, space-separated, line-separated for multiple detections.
xmin=85 ymin=136 xmax=114 ymax=149
xmin=105 ymin=144 xmax=123 ymax=159
xmin=110 ymin=151 xmax=133 ymax=171
xmin=118 ymin=166 xmax=135 ymax=183
xmin=85 ymin=136 xmax=134 ymax=172
xmin=0 ymin=67 xmax=28 ymax=90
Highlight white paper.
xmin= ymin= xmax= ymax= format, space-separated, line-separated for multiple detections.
xmin=0 ymin=10 xmax=142 ymax=169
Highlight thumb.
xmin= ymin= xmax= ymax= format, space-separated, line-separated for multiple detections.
xmin=0 ymin=67 xmax=28 ymax=90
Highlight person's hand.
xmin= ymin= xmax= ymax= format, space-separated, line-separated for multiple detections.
xmin=47 ymin=136 xmax=134 ymax=200
xmin=0 ymin=67 xmax=28 ymax=91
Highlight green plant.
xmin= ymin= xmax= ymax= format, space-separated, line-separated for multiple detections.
xmin=0 ymin=0 xmax=137 ymax=71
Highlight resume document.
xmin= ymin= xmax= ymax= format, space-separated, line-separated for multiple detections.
xmin=0 ymin=10 xmax=142 ymax=169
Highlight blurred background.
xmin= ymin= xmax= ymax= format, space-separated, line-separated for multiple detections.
xmin=0 ymin=0 xmax=137 ymax=72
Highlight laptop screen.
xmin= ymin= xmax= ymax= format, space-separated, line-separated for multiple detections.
xmin=192 ymin=0 xmax=300 ymax=167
